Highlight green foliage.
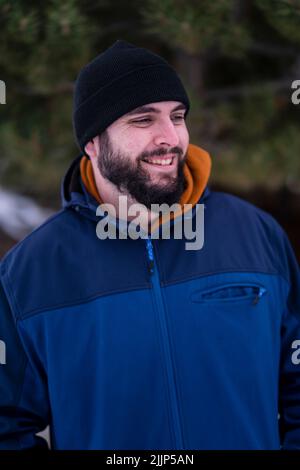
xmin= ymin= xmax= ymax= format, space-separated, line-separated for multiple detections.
xmin=0 ymin=0 xmax=92 ymax=86
xmin=0 ymin=95 xmax=76 ymax=198
xmin=0 ymin=0 xmax=299 ymax=201
xmin=191 ymin=92 xmax=300 ymax=189
xmin=256 ymin=0 xmax=300 ymax=44
xmin=141 ymin=0 xmax=251 ymax=56
xmin=210 ymin=122 xmax=300 ymax=189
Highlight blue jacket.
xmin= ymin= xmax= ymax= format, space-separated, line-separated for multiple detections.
xmin=0 ymin=148 xmax=300 ymax=450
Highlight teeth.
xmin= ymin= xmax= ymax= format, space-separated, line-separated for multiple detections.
xmin=143 ymin=157 xmax=173 ymax=166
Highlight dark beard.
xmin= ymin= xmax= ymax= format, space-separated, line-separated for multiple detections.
xmin=97 ymin=130 xmax=187 ymax=209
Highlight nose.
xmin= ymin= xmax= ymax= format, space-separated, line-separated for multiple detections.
xmin=153 ymin=119 xmax=180 ymax=147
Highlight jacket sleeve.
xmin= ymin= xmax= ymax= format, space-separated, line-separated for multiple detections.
xmin=0 ymin=276 xmax=49 ymax=449
xmin=278 ymin=230 xmax=300 ymax=450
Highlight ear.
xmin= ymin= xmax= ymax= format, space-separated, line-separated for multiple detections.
xmin=84 ymin=136 xmax=100 ymax=160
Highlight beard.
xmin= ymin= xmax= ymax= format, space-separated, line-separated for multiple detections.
xmin=96 ymin=130 xmax=187 ymax=209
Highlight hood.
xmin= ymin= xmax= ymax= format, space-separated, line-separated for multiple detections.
xmin=61 ymin=144 xmax=212 ymax=226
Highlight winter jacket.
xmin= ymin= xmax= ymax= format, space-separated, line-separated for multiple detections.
xmin=0 ymin=144 xmax=300 ymax=450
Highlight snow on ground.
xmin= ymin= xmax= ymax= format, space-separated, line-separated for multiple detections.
xmin=0 ymin=187 xmax=54 ymax=240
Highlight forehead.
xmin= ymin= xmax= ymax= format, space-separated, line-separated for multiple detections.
xmin=123 ymin=101 xmax=187 ymax=118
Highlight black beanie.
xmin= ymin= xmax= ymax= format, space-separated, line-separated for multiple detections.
xmin=73 ymin=40 xmax=190 ymax=152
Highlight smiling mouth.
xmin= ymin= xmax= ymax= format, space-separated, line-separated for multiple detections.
xmin=141 ymin=156 xmax=175 ymax=166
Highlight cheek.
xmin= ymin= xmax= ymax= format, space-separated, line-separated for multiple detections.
xmin=179 ymin=127 xmax=189 ymax=151
xmin=123 ymin=136 xmax=147 ymax=156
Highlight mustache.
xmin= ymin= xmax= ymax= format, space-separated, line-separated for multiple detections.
xmin=138 ymin=146 xmax=183 ymax=161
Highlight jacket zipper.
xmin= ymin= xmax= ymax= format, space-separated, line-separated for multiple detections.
xmin=145 ymin=237 xmax=184 ymax=449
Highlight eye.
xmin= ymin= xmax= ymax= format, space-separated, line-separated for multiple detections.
xmin=131 ymin=118 xmax=152 ymax=125
xmin=171 ymin=115 xmax=185 ymax=122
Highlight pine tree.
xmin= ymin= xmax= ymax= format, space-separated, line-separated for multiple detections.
xmin=0 ymin=0 xmax=299 ymax=198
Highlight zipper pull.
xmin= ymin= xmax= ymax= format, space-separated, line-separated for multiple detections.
xmin=253 ymin=287 xmax=267 ymax=305
xmin=146 ymin=238 xmax=154 ymax=274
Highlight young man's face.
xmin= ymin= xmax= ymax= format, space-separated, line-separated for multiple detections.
xmin=96 ymin=101 xmax=189 ymax=208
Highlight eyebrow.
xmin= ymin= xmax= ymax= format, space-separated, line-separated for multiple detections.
xmin=125 ymin=103 xmax=187 ymax=117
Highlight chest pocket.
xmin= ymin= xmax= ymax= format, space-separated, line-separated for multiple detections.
xmin=190 ymin=282 xmax=267 ymax=306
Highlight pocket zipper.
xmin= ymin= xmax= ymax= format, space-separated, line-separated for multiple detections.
xmin=193 ymin=283 xmax=267 ymax=305
xmin=252 ymin=287 xmax=267 ymax=305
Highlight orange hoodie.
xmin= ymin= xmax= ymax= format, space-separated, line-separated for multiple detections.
xmin=80 ymin=143 xmax=211 ymax=227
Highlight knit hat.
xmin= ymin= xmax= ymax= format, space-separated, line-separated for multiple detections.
xmin=73 ymin=40 xmax=190 ymax=152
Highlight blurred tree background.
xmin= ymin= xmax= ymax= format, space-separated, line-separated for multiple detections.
xmin=0 ymin=0 xmax=299 ymax=257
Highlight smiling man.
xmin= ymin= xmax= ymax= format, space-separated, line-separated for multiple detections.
xmin=0 ymin=40 xmax=300 ymax=451
xmin=86 ymin=101 xmax=188 ymax=212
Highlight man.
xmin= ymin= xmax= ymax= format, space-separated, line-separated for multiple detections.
xmin=0 ymin=40 xmax=300 ymax=450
